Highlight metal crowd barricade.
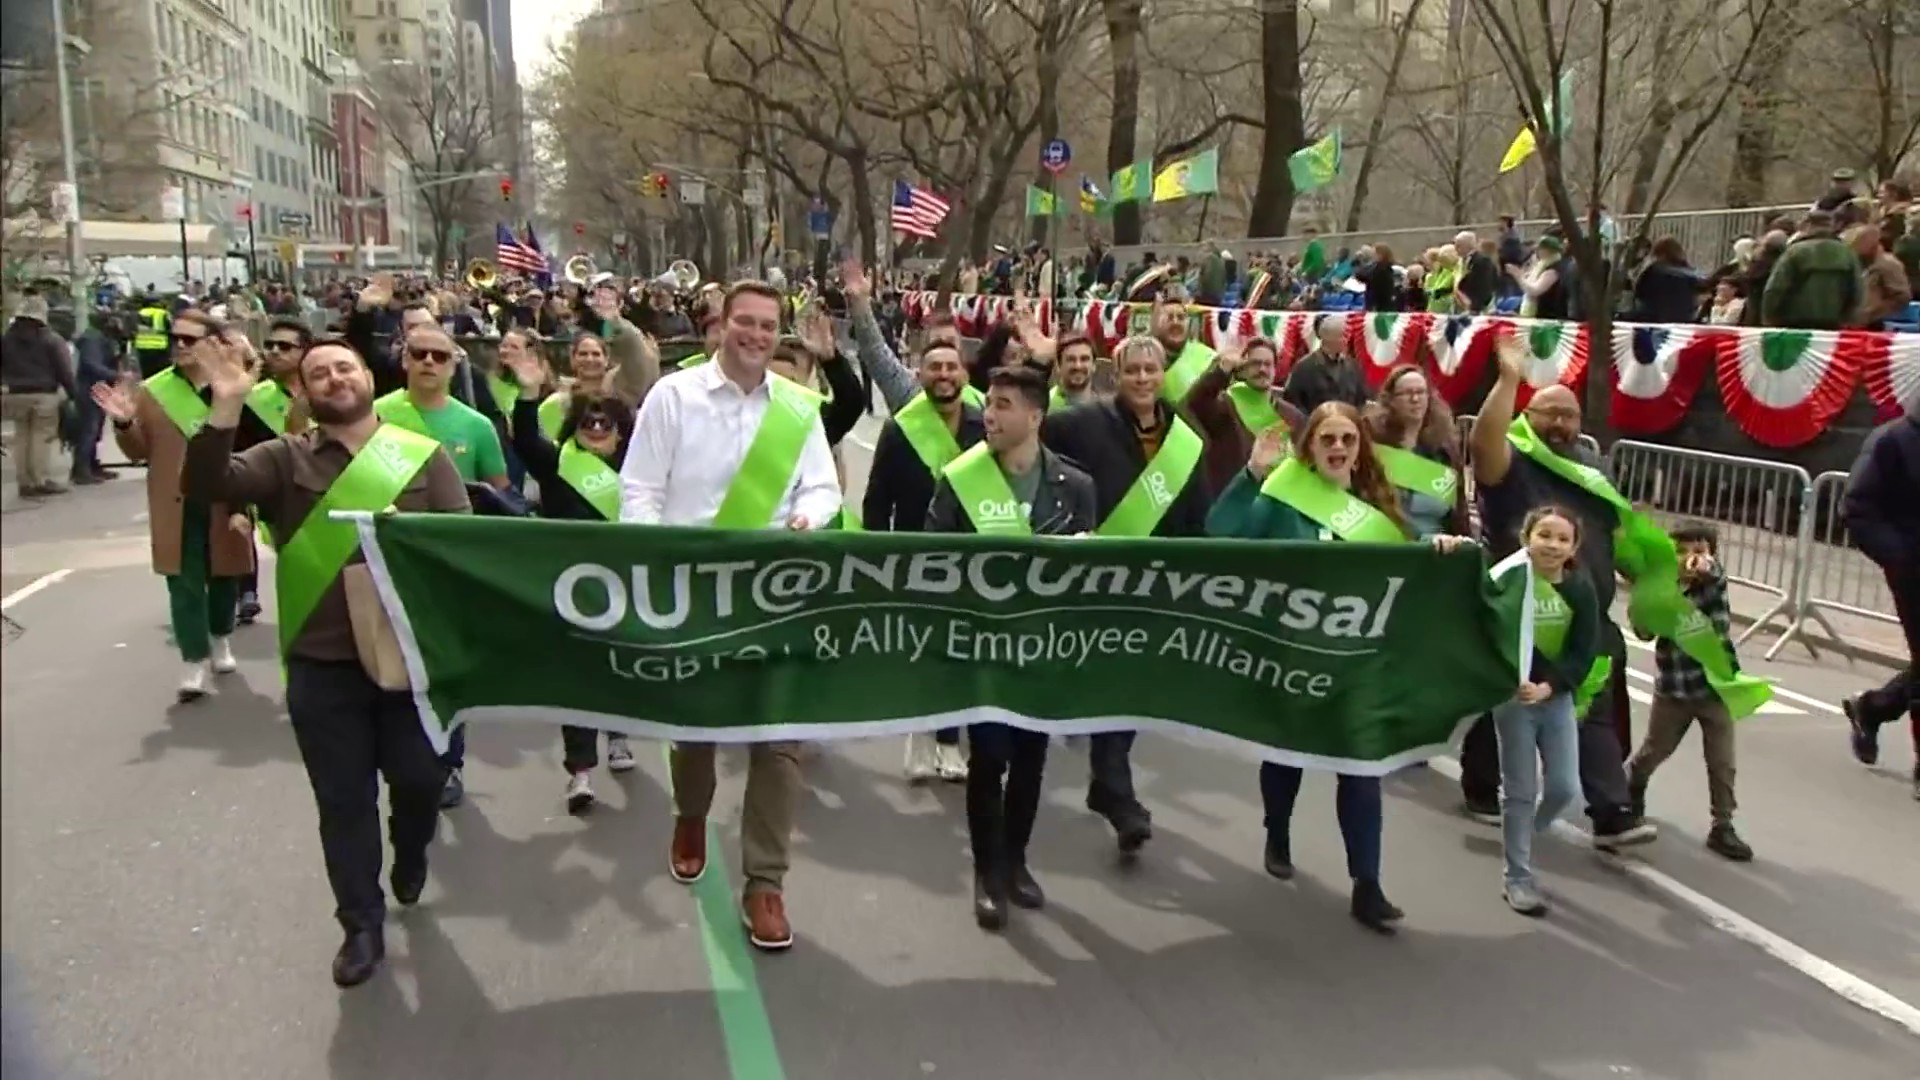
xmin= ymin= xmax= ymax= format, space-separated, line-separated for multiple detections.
xmin=1782 ymin=471 xmax=1900 ymax=656
xmin=1606 ymin=441 xmax=1815 ymax=659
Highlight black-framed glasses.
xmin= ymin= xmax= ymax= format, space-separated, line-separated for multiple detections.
xmin=407 ymin=347 xmax=454 ymax=364
xmin=263 ymin=340 xmax=302 ymax=353
xmin=578 ymin=413 xmax=615 ymax=433
xmin=170 ymin=333 xmax=205 ymax=348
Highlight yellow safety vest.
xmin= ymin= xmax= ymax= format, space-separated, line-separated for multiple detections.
xmin=133 ymin=307 xmax=169 ymax=352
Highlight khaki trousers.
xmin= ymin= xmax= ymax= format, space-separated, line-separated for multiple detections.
xmin=670 ymin=741 xmax=802 ymax=895
xmin=1628 ymin=694 xmax=1737 ymax=825
xmin=2 ymin=391 xmax=62 ymax=490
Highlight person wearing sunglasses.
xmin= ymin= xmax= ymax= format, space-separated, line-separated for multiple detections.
xmin=371 ymin=323 xmax=511 ymax=810
xmin=498 ymin=343 xmax=639 ymax=813
xmin=1207 ymin=402 xmax=1473 ymax=935
xmin=93 ymin=311 xmax=268 ymax=701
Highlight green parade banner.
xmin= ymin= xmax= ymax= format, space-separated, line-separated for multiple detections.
xmin=356 ymin=516 xmax=1534 ymax=775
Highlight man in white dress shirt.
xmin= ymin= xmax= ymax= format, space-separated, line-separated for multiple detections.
xmin=618 ymin=279 xmax=841 ymax=951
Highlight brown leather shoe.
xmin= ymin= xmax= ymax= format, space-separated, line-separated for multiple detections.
xmin=669 ymin=816 xmax=707 ymax=884
xmin=741 ymin=891 xmax=793 ymax=951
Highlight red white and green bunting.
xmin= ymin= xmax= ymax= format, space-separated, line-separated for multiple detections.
xmin=897 ymin=292 xmax=1916 ymax=442
xmin=1715 ymin=328 xmax=1863 ymax=448
xmin=1862 ymin=329 xmax=1920 ymax=420
xmin=1609 ymin=325 xmax=1724 ymax=435
xmin=1509 ymin=320 xmax=1590 ymax=410
xmin=1425 ymin=315 xmax=1500 ymax=405
xmin=1354 ymin=311 xmax=1430 ymax=384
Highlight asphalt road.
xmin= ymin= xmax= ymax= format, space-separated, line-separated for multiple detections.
xmin=3 ymin=407 xmax=1916 ymax=1080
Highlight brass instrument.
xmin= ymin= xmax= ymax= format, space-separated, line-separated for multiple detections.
xmin=669 ymin=259 xmax=700 ymax=291
xmin=564 ymin=254 xmax=596 ymax=285
xmin=465 ymin=258 xmax=498 ymax=291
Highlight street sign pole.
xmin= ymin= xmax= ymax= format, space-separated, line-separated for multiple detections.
xmin=1040 ymin=139 xmax=1072 ymax=322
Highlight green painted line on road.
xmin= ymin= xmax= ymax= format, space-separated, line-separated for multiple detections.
xmin=664 ymin=746 xmax=788 ymax=1080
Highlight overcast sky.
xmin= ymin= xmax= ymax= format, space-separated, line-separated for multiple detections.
xmin=511 ymin=0 xmax=597 ymax=81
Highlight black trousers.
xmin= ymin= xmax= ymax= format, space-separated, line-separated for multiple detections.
xmin=1461 ymin=620 xmax=1636 ymax=830
xmin=561 ymin=725 xmax=618 ymax=772
xmin=966 ymin=724 xmax=1049 ymax=870
xmin=286 ymin=657 xmax=446 ymax=933
xmin=1856 ymin=571 xmax=1920 ymax=734
xmin=1086 ymin=731 xmax=1149 ymax=825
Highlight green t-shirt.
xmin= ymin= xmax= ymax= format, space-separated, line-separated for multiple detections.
xmin=416 ymin=398 xmax=506 ymax=482
xmin=1003 ymin=459 xmax=1042 ymax=523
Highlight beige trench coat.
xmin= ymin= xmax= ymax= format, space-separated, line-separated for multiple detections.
xmin=112 ymin=385 xmax=257 ymax=579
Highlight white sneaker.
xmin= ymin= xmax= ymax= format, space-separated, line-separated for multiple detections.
xmin=209 ymin=636 xmax=238 ymax=674
xmin=606 ymin=736 xmax=636 ymax=772
xmin=177 ymin=662 xmax=211 ymax=702
xmin=934 ymin=741 xmax=969 ymax=782
xmin=903 ymin=734 xmax=938 ymax=783
xmin=565 ymin=771 xmax=595 ymax=815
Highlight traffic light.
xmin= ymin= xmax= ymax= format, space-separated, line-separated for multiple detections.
xmin=648 ymin=172 xmax=671 ymax=198
xmin=500 ymin=178 xmax=513 ymax=201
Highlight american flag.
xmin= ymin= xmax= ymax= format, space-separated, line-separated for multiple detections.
xmin=890 ymin=180 xmax=950 ymax=239
xmin=495 ymin=222 xmax=547 ymax=277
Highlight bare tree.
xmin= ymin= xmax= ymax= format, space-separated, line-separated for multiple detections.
xmin=377 ymin=65 xmax=506 ymax=271
xmin=1247 ymin=0 xmax=1308 ymax=237
xmin=1341 ymin=0 xmax=1426 ymax=232
xmin=1470 ymin=0 xmax=1785 ymax=430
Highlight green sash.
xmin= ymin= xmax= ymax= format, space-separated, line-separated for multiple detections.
xmin=1377 ymin=445 xmax=1459 ymax=504
xmin=557 ymin=440 xmax=621 ymax=520
xmin=833 ymin=508 xmax=863 ymax=531
xmin=895 ymin=394 xmax=965 ymax=475
xmin=144 ymin=369 xmax=210 ymax=438
xmin=680 ymin=352 xmax=710 ymax=368
xmin=1225 ymin=383 xmax=1283 ymax=435
xmin=275 ymin=424 xmax=439 ymax=653
xmin=246 ymin=380 xmax=292 ymax=436
xmin=1098 ymin=416 xmax=1203 ymax=538
xmin=709 ymin=377 xmax=825 ymax=529
xmin=942 ymin=443 xmax=1031 ymax=535
xmin=1533 ymin=579 xmax=1572 ymax=658
xmin=372 ymin=390 xmax=431 ymax=438
xmin=486 ymin=373 xmax=518 ymax=419
xmin=1048 ymin=386 xmax=1068 ymax=412
xmin=1506 ymin=416 xmax=1772 ymax=717
xmin=962 ymin=385 xmax=985 ymax=407
xmin=1258 ymin=458 xmax=1407 ymax=544
xmin=539 ymin=392 xmax=568 ymax=440
xmin=1160 ymin=340 xmax=1217 ymax=404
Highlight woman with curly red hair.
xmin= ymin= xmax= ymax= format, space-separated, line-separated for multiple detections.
xmin=1207 ymin=401 xmax=1472 ymax=934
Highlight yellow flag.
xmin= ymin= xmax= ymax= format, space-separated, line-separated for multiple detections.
xmin=1499 ymin=127 xmax=1536 ymax=174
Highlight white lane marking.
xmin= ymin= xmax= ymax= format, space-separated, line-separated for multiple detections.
xmin=1623 ymin=667 xmax=1804 ymax=715
xmin=1426 ymin=756 xmax=1920 ymax=1035
xmin=1 ymin=569 xmax=71 ymax=610
xmin=1759 ymin=683 xmax=1844 ymax=716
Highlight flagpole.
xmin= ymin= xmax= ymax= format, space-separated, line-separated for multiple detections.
xmin=1194 ymin=194 xmax=1212 ymax=243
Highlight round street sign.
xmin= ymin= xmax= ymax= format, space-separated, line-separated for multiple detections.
xmin=1041 ymin=139 xmax=1071 ymax=174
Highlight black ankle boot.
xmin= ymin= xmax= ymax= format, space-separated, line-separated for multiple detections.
xmin=973 ymin=871 xmax=1008 ymax=930
xmin=332 ymin=928 xmax=386 ymax=987
xmin=1350 ymin=880 xmax=1403 ymax=935
xmin=1007 ymin=864 xmax=1045 ymax=910
xmin=1262 ymin=835 xmax=1294 ymax=880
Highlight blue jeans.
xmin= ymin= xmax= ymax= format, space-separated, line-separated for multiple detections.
xmin=1259 ymin=763 xmax=1382 ymax=882
xmin=1492 ymin=693 xmax=1581 ymax=887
